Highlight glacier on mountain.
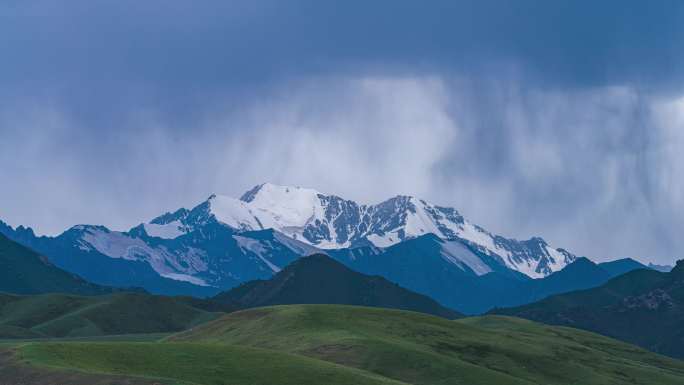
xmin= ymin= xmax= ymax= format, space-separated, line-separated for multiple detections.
xmin=147 ymin=183 xmax=575 ymax=278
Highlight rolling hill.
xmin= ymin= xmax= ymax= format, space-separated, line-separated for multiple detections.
xmin=213 ymin=254 xmax=461 ymax=319
xmin=5 ymin=305 xmax=684 ymax=384
xmin=16 ymin=342 xmax=401 ymax=385
xmin=166 ymin=304 xmax=684 ymax=384
xmin=493 ymin=259 xmax=684 ymax=358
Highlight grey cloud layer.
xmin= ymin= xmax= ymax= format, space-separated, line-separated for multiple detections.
xmin=1 ymin=1 xmax=683 ymax=264
xmin=2 ymin=76 xmax=683 ymax=264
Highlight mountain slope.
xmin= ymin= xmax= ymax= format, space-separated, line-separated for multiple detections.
xmin=493 ymin=259 xmax=684 ymax=358
xmin=0 ymin=233 xmax=113 ymax=296
xmin=327 ymin=234 xmax=527 ymax=314
xmin=214 ymin=254 xmax=461 ymax=319
xmin=598 ymin=258 xmax=649 ymax=277
xmin=168 ymin=305 xmax=684 ymax=385
xmin=0 ymin=221 xmax=310 ymax=297
xmin=515 ymin=257 xmax=614 ymax=305
xmin=329 ymin=236 xmax=648 ymax=314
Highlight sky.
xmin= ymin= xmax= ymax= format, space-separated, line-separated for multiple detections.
xmin=1 ymin=0 xmax=684 ymax=264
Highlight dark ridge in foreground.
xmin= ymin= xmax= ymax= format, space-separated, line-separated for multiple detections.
xmin=213 ymin=254 xmax=462 ymax=319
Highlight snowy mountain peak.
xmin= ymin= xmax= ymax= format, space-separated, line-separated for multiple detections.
xmin=237 ymin=183 xmax=327 ymax=224
xmin=239 ymin=183 xmax=324 ymax=203
xmin=150 ymin=208 xmax=190 ymax=226
xmin=135 ymin=183 xmax=576 ymax=278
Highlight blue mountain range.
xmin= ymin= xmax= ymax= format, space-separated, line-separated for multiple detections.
xmin=0 ymin=183 xmax=652 ymax=313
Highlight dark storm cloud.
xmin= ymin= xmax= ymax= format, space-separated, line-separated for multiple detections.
xmin=1 ymin=1 xmax=683 ymax=264
xmin=2 ymin=1 xmax=683 ymax=95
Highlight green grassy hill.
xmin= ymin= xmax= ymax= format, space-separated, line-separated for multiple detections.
xmin=0 ymin=292 xmax=230 ymax=339
xmin=6 ymin=304 xmax=684 ymax=385
xmin=17 ymin=342 xmax=401 ymax=385
xmin=0 ymin=305 xmax=684 ymax=385
xmin=168 ymin=305 xmax=684 ymax=385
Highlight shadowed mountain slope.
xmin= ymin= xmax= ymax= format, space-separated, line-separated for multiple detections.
xmin=493 ymin=260 xmax=684 ymax=358
xmin=214 ymin=254 xmax=461 ymax=319
xmin=0 ymin=233 xmax=114 ymax=296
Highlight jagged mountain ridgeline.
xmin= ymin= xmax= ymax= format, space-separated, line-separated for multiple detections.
xmin=0 ymin=183 xmax=618 ymax=314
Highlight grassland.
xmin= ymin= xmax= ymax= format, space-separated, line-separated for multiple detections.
xmin=19 ymin=342 xmax=402 ymax=385
xmin=5 ymin=305 xmax=684 ymax=385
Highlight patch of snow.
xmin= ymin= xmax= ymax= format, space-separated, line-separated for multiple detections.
xmin=405 ymin=198 xmax=443 ymax=237
xmin=257 ymin=254 xmax=281 ymax=273
xmin=544 ymin=246 xmax=571 ymax=273
xmin=453 ymin=222 xmax=503 ymax=256
xmin=159 ymin=273 xmax=209 ymax=286
xmin=234 ymin=235 xmax=268 ymax=255
xmin=143 ymin=221 xmax=184 ymax=239
xmin=440 ymin=240 xmax=493 ymax=275
xmin=234 ymin=236 xmax=282 ymax=273
xmin=209 ymin=196 xmax=262 ymax=230
xmin=76 ymin=240 xmax=92 ymax=251
xmin=82 ymin=230 xmax=147 ymax=261
xmin=79 ymin=227 xmax=209 ymax=280
xmin=509 ymin=258 xmax=544 ymax=279
xmin=272 ymin=231 xmax=321 ymax=256
xmin=210 ymin=184 xmax=344 ymax=248
xmin=247 ymin=183 xmax=324 ymax=229
xmin=311 ymin=239 xmax=351 ymax=249
xmin=366 ymin=233 xmax=399 ymax=248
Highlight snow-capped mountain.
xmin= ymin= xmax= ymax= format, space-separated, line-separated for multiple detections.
xmin=0 ymin=218 xmax=316 ymax=297
xmin=0 ymin=183 xmax=580 ymax=313
xmin=143 ymin=183 xmax=575 ymax=278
